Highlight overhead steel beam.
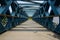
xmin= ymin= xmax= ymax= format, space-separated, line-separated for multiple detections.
xmin=18 ymin=4 xmax=39 ymax=5
xmin=14 ymin=0 xmax=48 ymax=1
xmin=14 ymin=0 xmax=47 ymax=5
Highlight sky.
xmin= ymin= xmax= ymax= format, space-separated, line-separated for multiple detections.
xmin=24 ymin=10 xmax=36 ymax=17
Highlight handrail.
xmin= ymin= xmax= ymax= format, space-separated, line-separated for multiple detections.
xmin=0 ymin=14 xmax=19 ymax=18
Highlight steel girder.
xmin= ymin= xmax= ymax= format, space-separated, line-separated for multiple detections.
xmin=32 ymin=0 xmax=60 ymax=34
xmin=0 ymin=0 xmax=28 ymax=34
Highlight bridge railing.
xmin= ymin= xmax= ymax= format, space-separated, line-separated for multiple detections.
xmin=0 ymin=0 xmax=28 ymax=34
xmin=32 ymin=0 xmax=60 ymax=34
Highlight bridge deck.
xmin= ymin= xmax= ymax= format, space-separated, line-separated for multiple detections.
xmin=0 ymin=20 xmax=60 ymax=40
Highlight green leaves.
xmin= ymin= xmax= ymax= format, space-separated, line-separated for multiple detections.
xmin=1 ymin=16 xmax=8 ymax=27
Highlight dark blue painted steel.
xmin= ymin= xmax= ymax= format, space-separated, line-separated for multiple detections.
xmin=0 ymin=0 xmax=28 ymax=34
xmin=32 ymin=0 xmax=60 ymax=35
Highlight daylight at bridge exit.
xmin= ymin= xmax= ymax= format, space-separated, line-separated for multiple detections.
xmin=0 ymin=0 xmax=60 ymax=40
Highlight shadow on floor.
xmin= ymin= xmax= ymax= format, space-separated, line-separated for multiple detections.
xmin=48 ymin=33 xmax=60 ymax=40
xmin=15 ymin=27 xmax=45 ymax=28
xmin=9 ymin=29 xmax=50 ymax=32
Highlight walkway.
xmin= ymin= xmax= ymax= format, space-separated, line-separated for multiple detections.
xmin=0 ymin=20 xmax=60 ymax=40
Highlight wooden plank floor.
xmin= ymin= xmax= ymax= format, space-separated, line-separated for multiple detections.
xmin=0 ymin=20 xmax=60 ymax=40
